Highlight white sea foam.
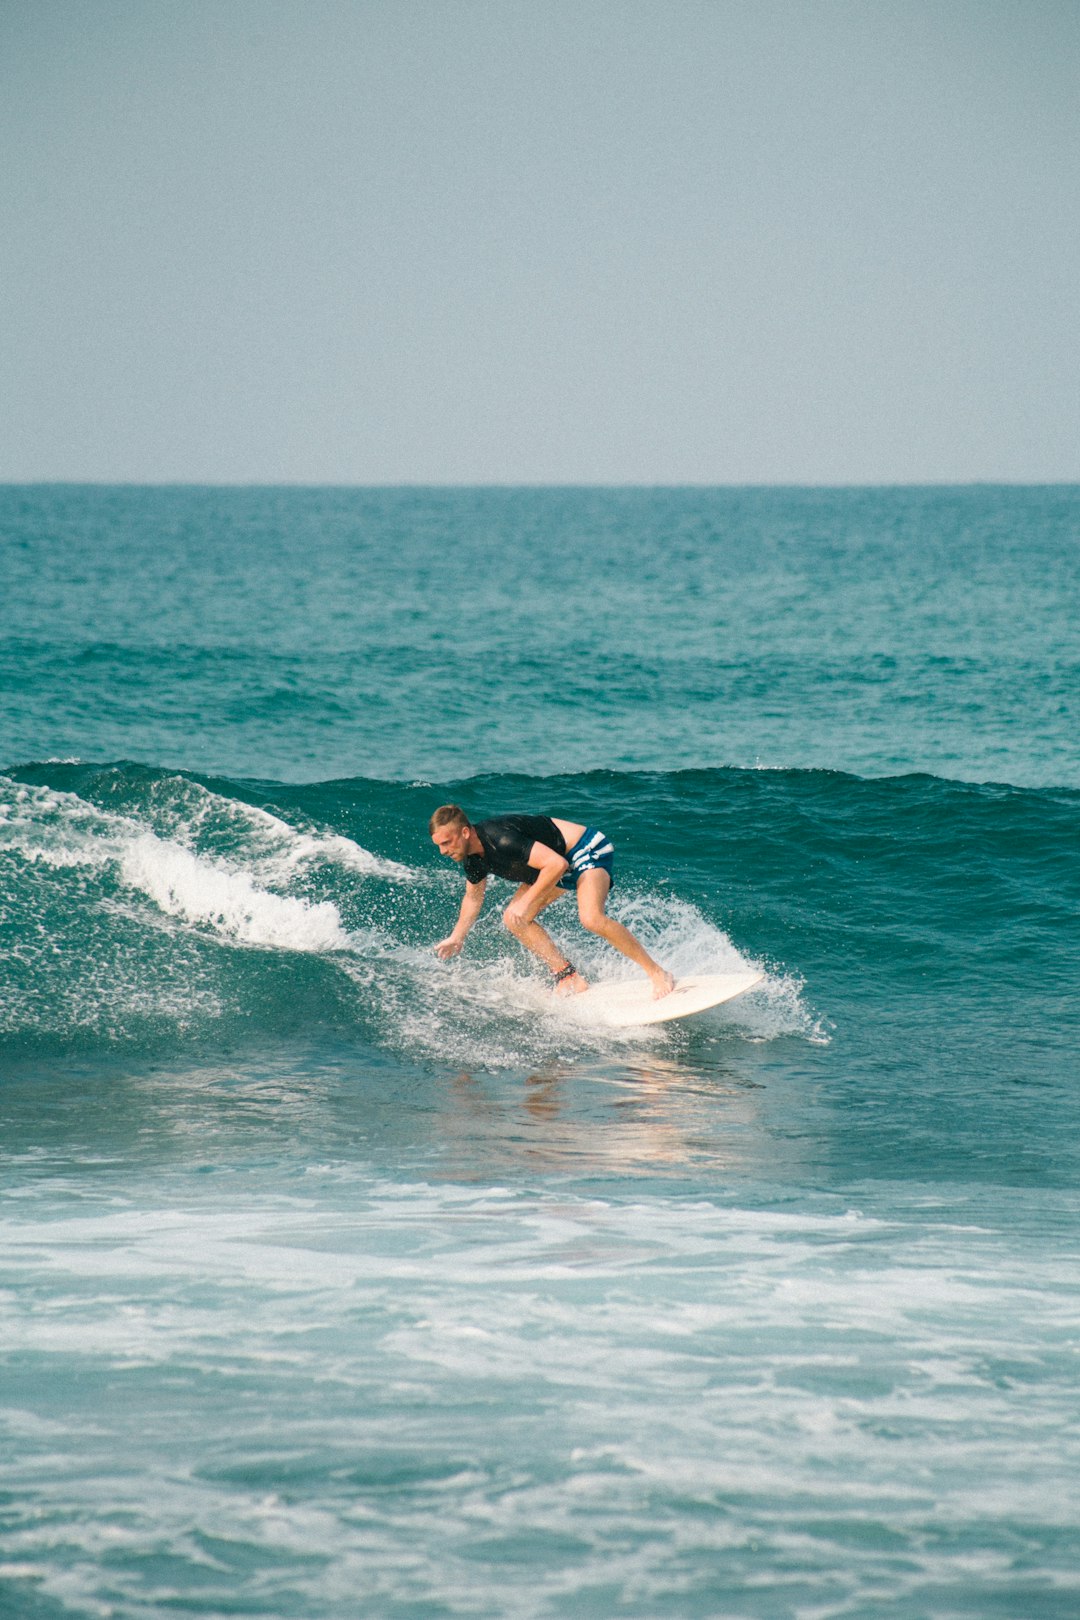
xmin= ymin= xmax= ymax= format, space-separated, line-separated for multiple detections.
xmin=1 ymin=774 xmax=411 ymax=889
xmin=142 ymin=776 xmax=414 ymax=882
xmin=118 ymin=832 xmax=349 ymax=951
xmin=132 ymin=771 xmax=420 ymax=887
xmin=4 ymin=1180 xmax=1074 ymax=1619
xmin=0 ymin=775 xmax=380 ymax=959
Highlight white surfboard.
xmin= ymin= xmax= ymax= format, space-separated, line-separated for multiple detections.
xmin=574 ymin=970 xmax=764 ymax=1028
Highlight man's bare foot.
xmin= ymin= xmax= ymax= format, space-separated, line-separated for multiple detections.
xmin=554 ymin=971 xmax=589 ymax=996
xmin=649 ymin=969 xmax=677 ymax=999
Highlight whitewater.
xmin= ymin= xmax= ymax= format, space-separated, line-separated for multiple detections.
xmin=2 ymin=485 xmax=1079 ymax=1619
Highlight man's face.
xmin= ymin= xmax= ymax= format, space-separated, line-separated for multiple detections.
xmin=432 ymin=822 xmax=470 ymax=862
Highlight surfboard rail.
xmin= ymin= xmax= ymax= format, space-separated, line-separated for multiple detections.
xmin=572 ymin=970 xmax=764 ymax=1027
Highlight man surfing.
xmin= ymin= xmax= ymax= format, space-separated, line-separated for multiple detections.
xmin=429 ymin=805 xmax=675 ymax=998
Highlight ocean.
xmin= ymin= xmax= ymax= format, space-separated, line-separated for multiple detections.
xmin=2 ymin=485 xmax=1078 ymax=1618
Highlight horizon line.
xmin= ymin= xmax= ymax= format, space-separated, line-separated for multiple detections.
xmin=3 ymin=478 xmax=1079 ymax=492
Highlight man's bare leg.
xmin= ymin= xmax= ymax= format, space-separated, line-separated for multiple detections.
xmin=502 ymin=887 xmax=589 ymax=993
xmin=575 ymin=870 xmax=675 ymax=998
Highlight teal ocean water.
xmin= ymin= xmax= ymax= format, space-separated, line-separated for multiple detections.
xmin=2 ymin=486 xmax=1079 ymax=1618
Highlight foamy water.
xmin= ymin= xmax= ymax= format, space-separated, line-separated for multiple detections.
xmin=4 ymin=485 xmax=1079 ymax=1619
xmin=4 ymin=1168 xmax=1078 ymax=1618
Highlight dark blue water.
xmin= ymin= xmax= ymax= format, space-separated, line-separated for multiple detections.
xmin=2 ymin=487 xmax=1079 ymax=1618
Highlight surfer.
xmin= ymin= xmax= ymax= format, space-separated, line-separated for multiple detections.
xmin=429 ymin=806 xmax=675 ymax=998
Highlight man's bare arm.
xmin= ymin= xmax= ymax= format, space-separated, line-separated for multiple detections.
xmin=435 ymin=877 xmax=487 ymax=958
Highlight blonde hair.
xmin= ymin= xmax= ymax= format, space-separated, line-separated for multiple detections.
xmin=428 ymin=804 xmax=470 ymax=836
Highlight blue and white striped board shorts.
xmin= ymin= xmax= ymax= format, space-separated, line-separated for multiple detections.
xmin=558 ymin=827 xmax=615 ymax=891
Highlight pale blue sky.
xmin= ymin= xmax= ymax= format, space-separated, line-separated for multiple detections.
xmin=2 ymin=0 xmax=1078 ymax=483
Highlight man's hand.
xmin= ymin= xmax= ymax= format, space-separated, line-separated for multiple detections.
xmin=435 ymin=936 xmax=464 ymax=959
xmin=502 ymin=899 xmax=531 ymax=932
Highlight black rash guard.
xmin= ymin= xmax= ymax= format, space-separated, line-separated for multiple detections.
xmin=463 ymin=816 xmax=567 ymax=885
